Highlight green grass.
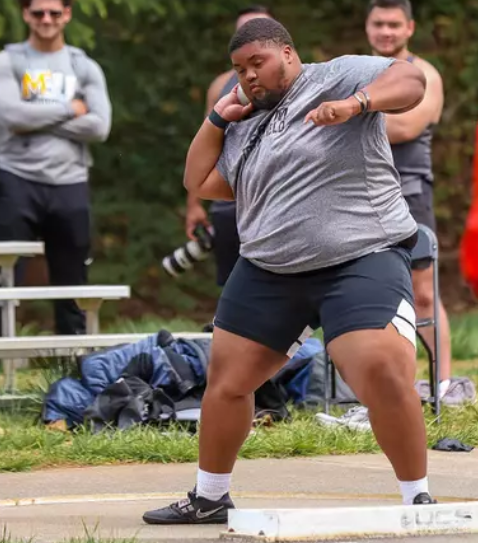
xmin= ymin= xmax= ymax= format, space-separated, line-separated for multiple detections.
xmin=1 ymin=404 xmax=477 ymax=473
xmin=0 ymin=312 xmax=478 ymax=473
xmin=449 ymin=311 xmax=478 ymax=360
xmin=104 ymin=316 xmax=203 ymax=334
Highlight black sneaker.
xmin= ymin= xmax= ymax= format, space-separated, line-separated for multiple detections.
xmin=142 ymin=489 xmax=235 ymax=525
xmin=413 ymin=492 xmax=437 ymax=505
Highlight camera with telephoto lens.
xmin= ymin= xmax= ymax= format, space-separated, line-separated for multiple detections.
xmin=162 ymin=225 xmax=214 ymax=278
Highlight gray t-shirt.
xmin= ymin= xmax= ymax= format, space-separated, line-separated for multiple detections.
xmin=0 ymin=42 xmax=111 ymax=185
xmin=216 ymin=55 xmax=417 ymax=274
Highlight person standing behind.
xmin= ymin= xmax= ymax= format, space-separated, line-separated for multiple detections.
xmin=366 ymin=0 xmax=453 ymax=400
xmin=185 ymin=5 xmax=273 ymax=287
xmin=0 ymin=0 xmax=112 ymax=334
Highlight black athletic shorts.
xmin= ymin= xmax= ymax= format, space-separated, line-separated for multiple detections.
xmin=214 ymin=243 xmax=416 ymax=356
xmin=210 ymin=203 xmax=240 ymax=287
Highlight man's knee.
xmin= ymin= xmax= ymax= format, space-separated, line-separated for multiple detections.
xmin=206 ymin=341 xmax=286 ymax=400
xmin=414 ymin=285 xmax=434 ymax=312
xmin=362 ymin=354 xmax=415 ymax=406
xmin=206 ymin=365 xmax=255 ymax=400
xmin=334 ymin=333 xmax=416 ymax=406
xmin=412 ymin=268 xmax=435 ymax=311
xmin=368 ymin=349 xmax=407 ymax=382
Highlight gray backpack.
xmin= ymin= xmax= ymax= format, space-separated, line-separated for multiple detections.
xmin=5 ymin=42 xmax=90 ymax=92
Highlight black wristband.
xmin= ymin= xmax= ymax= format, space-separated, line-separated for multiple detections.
xmin=208 ymin=109 xmax=230 ymax=129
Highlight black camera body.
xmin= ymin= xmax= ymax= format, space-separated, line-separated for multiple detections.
xmin=162 ymin=226 xmax=214 ymax=278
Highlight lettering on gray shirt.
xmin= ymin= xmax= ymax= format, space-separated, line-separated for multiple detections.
xmin=216 ymin=55 xmax=417 ymax=273
xmin=0 ymin=43 xmax=112 ymax=185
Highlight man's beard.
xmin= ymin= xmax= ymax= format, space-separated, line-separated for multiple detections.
xmin=252 ymin=89 xmax=286 ymax=110
xmin=374 ymin=41 xmax=408 ymax=58
xmin=251 ymin=62 xmax=287 ymax=110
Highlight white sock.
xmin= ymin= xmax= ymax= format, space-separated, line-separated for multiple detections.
xmin=196 ymin=468 xmax=232 ymax=501
xmin=399 ymin=476 xmax=429 ymax=505
xmin=439 ymin=379 xmax=451 ymax=398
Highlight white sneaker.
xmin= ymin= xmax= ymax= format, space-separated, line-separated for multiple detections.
xmin=316 ymin=406 xmax=371 ymax=432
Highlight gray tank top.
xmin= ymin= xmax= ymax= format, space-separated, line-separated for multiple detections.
xmin=219 ymin=72 xmax=239 ymax=98
xmin=391 ymin=55 xmax=434 ymax=196
xmin=210 ymin=72 xmax=239 ymax=214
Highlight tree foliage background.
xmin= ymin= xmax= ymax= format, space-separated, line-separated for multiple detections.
xmin=1 ymin=0 xmax=477 ymax=321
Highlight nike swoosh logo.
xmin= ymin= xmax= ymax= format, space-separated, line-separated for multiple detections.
xmin=196 ymin=506 xmax=224 ymax=519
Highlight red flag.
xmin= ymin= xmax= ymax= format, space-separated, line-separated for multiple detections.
xmin=460 ymin=123 xmax=478 ymax=296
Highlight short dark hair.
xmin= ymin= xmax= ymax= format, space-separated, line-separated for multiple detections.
xmin=229 ymin=18 xmax=294 ymax=55
xmin=367 ymin=0 xmax=413 ymax=20
xmin=237 ymin=4 xmax=274 ymax=19
xmin=19 ymin=0 xmax=73 ymax=7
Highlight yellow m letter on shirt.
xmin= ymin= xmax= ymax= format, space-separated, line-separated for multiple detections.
xmin=22 ymin=71 xmax=51 ymax=99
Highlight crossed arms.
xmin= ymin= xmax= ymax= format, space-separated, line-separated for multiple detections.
xmin=0 ymin=51 xmax=112 ymax=143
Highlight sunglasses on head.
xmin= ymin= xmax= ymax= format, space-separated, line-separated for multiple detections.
xmin=29 ymin=9 xmax=63 ymax=19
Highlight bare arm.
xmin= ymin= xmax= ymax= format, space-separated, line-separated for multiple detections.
xmin=184 ymin=119 xmax=234 ymax=201
xmin=386 ymin=63 xmax=443 ymax=144
xmin=184 ymin=88 xmax=253 ymax=200
xmin=305 ymin=59 xmax=427 ymax=126
xmin=361 ymin=60 xmax=426 ymax=114
xmin=185 ymin=191 xmax=211 ymax=240
xmin=0 ymin=51 xmax=74 ymax=131
xmin=51 ymin=59 xmax=112 ymax=143
xmin=185 ymin=70 xmax=235 ymax=238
